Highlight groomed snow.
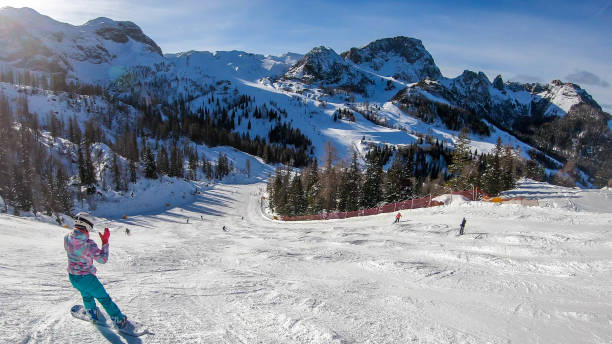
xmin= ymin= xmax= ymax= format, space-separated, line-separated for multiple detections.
xmin=1 ymin=179 xmax=612 ymax=343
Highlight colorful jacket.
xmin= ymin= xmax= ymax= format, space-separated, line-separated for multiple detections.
xmin=64 ymin=229 xmax=109 ymax=275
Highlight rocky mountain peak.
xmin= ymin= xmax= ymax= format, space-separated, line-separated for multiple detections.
xmin=341 ymin=36 xmax=442 ymax=83
xmin=492 ymin=75 xmax=504 ymax=91
xmin=284 ymin=46 xmax=349 ymax=83
xmin=0 ymin=7 xmax=163 ymax=83
xmin=83 ymin=17 xmax=162 ymax=56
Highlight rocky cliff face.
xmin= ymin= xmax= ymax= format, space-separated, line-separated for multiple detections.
xmin=341 ymin=36 xmax=442 ymax=83
xmin=84 ymin=17 xmax=162 ymax=55
xmin=285 ymin=46 xmax=355 ymax=83
xmin=284 ymin=46 xmax=373 ymax=93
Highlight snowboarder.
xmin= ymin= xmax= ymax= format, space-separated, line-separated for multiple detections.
xmin=64 ymin=212 xmax=128 ymax=329
xmin=459 ymin=217 xmax=466 ymax=235
xmin=394 ymin=212 xmax=402 ymax=223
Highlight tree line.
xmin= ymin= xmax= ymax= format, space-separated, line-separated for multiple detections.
xmin=267 ymin=129 xmax=543 ymax=217
xmin=0 ymin=93 xmax=73 ymax=221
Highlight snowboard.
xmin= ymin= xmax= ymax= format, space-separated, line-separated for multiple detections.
xmin=70 ymin=305 xmax=152 ymax=337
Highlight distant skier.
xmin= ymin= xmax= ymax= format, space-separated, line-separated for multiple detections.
xmin=459 ymin=217 xmax=466 ymax=235
xmin=394 ymin=212 xmax=402 ymax=223
xmin=200 ymin=215 xmax=204 ymax=221
xmin=222 ymin=226 xmax=228 ymax=232
xmin=186 ymin=218 xmax=189 ymax=224
xmin=64 ymin=212 xmax=128 ymax=329
xmin=125 ymin=227 xmax=130 ymax=236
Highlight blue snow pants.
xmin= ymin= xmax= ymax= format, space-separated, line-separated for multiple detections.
xmin=69 ymin=274 xmax=124 ymax=320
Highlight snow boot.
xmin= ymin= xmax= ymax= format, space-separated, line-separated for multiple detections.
xmin=87 ymin=308 xmax=100 ymax=322
xmin=112 ymin=315 xmax=128 ymax=329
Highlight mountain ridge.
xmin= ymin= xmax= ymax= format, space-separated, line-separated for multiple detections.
xmin=0 ymin=7 xmax=610 ymax=186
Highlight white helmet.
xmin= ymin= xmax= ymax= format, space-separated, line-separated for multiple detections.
xmin=74 ymin=212 xmax=94 ymax=232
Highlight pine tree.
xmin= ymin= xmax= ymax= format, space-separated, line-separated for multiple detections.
xmin=215 ymin=153 xmax=229 ymax=179
xmin=398 ymin=153 xmax=414 ymax=200
xmin=40 ymin=162 xmax=55 ymax=215
xmin=287 ymin=174 xmax=306 ymax=216
xmin=525 ymin=160 xmax=545 ymax=181
xmin=188 ymin=151 xmax=198 ymax=180
xmin=69 ymin=116 xmax=82 ymax=145
xmin=111 ymin=153 xmax=123 ymax=191
xmin=278 ymin=170 xmax=290 ymax=215
xmin=385 ymin=156 xmax=404 ymax=203
xmin=205 ymin=161 xmax=213 ymax=180
xmin=501 ymin=146 xmax=516 ymax=190
xmin=157 ymin=146 xmax=169 ymax=176
xmin=268 ymin=168 xmax=288 ymax=214
xmin=245 ymin=158 xmax=251 ymax=178
xmin=485 ymin=138 xmax=504 ymax=195
xmin=142 ymin=146 xmax=157 ymax=179
xmin=447 ymin=127 xmax=473 ymax=190
xmin=338 ymin=152 xmax=361 ymax=212
xmin=129 ymin=160 xmax=137 ymax=183
xmin=0 ymin=94 xmax=13 ymax=208
xmin=55 ymin=165 xmax=73 ymax=214
xmin=49 ymin=111 xmax=60 ymax=138
xmin=169 ymin=144 xmax=180 ymax=178
xmin=303 ymin=160 xmax=322 ymax=214
xmin=345 ymin=152 xmax=362 ymax=211
xmin=321 ymin=142 xmax=339 ymax=211
xmin=17 ymin=127 xmax=33 ymax=211
xmin=83 ymin=142 xmax=96 ymax=186
xmin=131 ymin=132 xmax=139 ymax=161
xmin=360 ymin=153 xmax=383 ymax=208
xmin=10 ymin=163 xmax=24 ymax=213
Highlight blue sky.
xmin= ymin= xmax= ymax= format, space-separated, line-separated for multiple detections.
xmin=1 ymin=0 xmax=611 ymax=110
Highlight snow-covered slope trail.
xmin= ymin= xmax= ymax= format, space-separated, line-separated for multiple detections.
xmin=1 ymin=180 xmax=612 ymax=343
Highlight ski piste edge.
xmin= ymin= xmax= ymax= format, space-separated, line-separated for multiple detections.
xmin=70 ymin=305 xmax=154 ymax=337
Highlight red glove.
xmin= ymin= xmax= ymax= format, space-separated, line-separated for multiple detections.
xmin=99 ymin=228 xmax=110 ymax=246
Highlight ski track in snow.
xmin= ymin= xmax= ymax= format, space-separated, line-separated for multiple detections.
xmin=1 ymin=181 xmax=612 ymax=343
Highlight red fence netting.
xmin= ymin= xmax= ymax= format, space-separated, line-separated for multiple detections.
xmin=280 ymin=189 xmax=484 ymax=221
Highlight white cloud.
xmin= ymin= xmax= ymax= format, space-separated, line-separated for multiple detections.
xmin=565 ymin=70 xmax=609 ymax=88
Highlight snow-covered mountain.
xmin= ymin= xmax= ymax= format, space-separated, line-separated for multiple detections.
xmin=0 ymin=7 xmax=162 ymax=84
xmin=341 ymin=36 xmax=442 ymax=83
xmin=166 ymin=50 xmax=302 ymax=81
xmin=0 ymin=7 xmax=610 ymax=187
xmin=392 ymin=71 xmax=611 ymax=179
xmin=397 ymin=72 xmax=605 ymax=129
xmin=283 ymin=46 xmax=374 ymax=94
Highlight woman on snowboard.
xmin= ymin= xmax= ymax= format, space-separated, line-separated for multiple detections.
xmin=64 ymin=212 xmax=127 ymax=329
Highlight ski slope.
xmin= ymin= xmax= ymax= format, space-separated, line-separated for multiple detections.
xmin=1 ymin=180 xmax=612 ymax=343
